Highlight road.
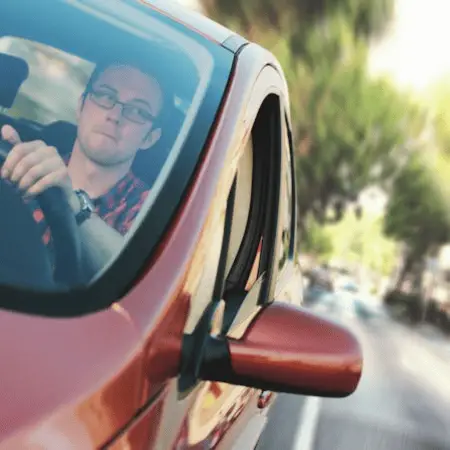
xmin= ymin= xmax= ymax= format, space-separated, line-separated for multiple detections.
xmin=256 ymin=291 xmax=450 ymax=450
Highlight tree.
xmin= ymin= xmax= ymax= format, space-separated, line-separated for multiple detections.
xmin=323 ymin=208 xmax=398 ymax=276
xmin=200 ymin=0 xmax=426 ymax=238
xmin=300 ymin=216 xmax=333 ymax=260
xmin=200 ymin=0 xmax=394 ymax=46
xmin=383 ymin=155 xmax=450 ymax=287
xmin=427 ymin=78 xmax=450 ymax=156
xmin=295 ymin=59 xmax=425 ymax=226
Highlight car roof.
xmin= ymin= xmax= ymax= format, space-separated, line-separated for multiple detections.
xmin=131 ymin=0 xmax=245 ymax=47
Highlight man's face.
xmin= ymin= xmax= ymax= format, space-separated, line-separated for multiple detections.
xmin=77 ymin=64 xmax=162 ymax=167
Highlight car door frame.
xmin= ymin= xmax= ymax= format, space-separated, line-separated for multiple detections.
xmin=174 ymin=51 xmax=294 ymax=450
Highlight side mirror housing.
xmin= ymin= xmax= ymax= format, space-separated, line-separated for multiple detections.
xmin=200 ymin=302 xmax=362 ymax=397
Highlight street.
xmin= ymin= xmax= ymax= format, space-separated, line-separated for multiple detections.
xmin=257 ymin=291 xmax=450 ymax=450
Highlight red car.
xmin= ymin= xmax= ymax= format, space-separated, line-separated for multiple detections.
xmin=0 ymin=1 xmax=362 ymax=448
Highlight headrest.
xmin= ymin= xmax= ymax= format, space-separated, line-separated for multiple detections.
xmin=41 ymin=120 xmax=77 ymax=155
xmin=0 ymin=54 xmax=29 ymax=109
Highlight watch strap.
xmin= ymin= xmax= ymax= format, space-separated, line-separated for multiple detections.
xmin=75 ymin=208 xmax=92 ymax=225
xmin=74 ymin=189 xmax=94 ymax=226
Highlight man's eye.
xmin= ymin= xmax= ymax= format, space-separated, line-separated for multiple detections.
xmin=95 ymin=91 xmax=115 ymax=103
xmin=131 ymin=106 xmax=152 ymax=121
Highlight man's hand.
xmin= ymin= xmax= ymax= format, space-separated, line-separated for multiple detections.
xmin=0 ymin=125 xmax=79 ymax=211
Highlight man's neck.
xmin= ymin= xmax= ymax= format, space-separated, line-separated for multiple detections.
xmin=68 ymin=142 xmax=132 ymax=199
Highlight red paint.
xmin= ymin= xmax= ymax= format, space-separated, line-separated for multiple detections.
xmin=229 ymin=302 xmax=363 ymax=396
xmin=0 ymin=308 xmax=143 ymax=449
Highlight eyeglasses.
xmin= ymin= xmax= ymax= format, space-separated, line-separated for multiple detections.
xmin=88 ymin=89 xmax=156 ymax=125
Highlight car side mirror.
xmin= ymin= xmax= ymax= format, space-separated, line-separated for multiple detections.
xmin=200 ymin=302 xmax=363 ymax=397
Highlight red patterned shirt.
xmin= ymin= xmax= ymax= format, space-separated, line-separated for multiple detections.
xmin=31 ymin=167 xmax=150 ymax=246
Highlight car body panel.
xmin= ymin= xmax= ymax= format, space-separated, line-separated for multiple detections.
xmin=0 ymin=305 xmax=143 ymax=449
xmin=107 ymin=385 xmax=168 ymax=449
xmin=0 ymin=1 xmax=310 ymax=449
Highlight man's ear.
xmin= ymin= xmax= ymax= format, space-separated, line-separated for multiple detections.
xmin=141 ymin=127 xmax=162 ymax=151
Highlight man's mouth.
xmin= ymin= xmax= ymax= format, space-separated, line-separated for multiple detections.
xmin=96 ymin=130 xmax=117 ymax=141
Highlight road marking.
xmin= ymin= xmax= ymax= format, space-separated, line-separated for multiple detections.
xmin=292 ymin=396 xmax=322 ymax=450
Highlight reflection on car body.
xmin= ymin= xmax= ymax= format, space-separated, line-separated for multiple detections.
xmin=0 ymin=1 xmax=363 ymax=449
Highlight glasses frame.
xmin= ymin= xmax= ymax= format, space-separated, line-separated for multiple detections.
xmin=87 ymin=88 xmax=157 ymax=126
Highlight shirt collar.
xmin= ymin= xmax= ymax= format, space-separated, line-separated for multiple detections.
xmin=63 ymin=153 xmax=139 ymax=205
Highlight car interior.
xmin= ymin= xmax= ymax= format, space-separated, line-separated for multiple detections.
xmin=0 ymin=47 xmax=187 ymax=290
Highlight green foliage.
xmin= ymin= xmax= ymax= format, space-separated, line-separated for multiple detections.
xmin=200 ymin=0 xmax=426 ymax=227
xmin=324 ymin=209 xmax=398 ymax=276
xmin=383 ymin=154 xmax=450 ymax=258
xmin=301 ymin=217 xmax=334 ymax=260
xmin=201 ymin=0 xmax=394 ymax=44
xmin=427 ymin=78 xmax=450 ymax=156
xmin=295 ymin=61 xmax=425 ymax=223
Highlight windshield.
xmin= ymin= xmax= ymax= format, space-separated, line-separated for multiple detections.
xmin=0 ymin=0 xmax=227 ymax=298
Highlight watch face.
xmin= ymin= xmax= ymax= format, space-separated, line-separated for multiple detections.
xmin=76 ymin=189 xmax=95 ymax=212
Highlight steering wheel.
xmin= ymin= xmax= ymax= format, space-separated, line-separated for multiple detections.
xmin=0 ymin=140 xmax=83 ymax=287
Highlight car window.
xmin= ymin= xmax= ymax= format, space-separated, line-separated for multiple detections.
xmin=0 ymin=1 xmax=231 ymax=304
xmin=0 ymin=38 xmax=94 ymax=125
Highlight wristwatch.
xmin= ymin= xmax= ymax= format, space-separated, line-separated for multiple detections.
xmin=73 ymin=189 xmax=95 ymax=225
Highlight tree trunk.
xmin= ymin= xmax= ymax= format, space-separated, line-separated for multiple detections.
xmin=395 ymin=252 xmax=415 ymax=291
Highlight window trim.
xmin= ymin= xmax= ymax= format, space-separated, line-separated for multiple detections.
xmin=285 ymin=114 xmax=298 ymax=261
xmin=275 ymin=113 xmax=296 ymax=273
xmin=257 ymin=95 xmax=283 ymax=305
xmin=224 ymin=95 xmax=281 ymax=297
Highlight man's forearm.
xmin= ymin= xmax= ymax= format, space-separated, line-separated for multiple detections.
xmin=78 ymin=213 xmax=124 ymax=279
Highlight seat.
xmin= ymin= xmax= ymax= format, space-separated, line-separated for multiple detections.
xmin=0 ymin=53 xmax=42 ymax=140
xmin=0 ymin=53 xmax=29 ymax=109
xmin=40 ymin=120 xmax=77 ymax=156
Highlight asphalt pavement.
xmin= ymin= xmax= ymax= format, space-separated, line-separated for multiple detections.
xmin=256 ymin=290 xmax=450 ymax=450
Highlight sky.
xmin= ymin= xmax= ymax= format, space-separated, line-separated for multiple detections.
xmin=175 ymin=0 xmax=202 ymax=11
xmin=368 ymin=0 xmax=450 ymax=93
xmin=366 ymin=0 xmax=450 ymax=212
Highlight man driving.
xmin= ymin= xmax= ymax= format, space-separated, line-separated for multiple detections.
xmin=0 ymin=61 xmax=163 ymax=277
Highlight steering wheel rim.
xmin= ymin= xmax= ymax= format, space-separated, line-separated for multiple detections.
xmin=0 ymin=139 xmax=83 ymax=287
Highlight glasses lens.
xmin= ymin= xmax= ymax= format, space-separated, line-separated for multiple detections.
xmin=90 ymin=91 xmax=115 ymax=109
xmin=122 ymin=105 xmax=153 ymax=124
xmin=89 ymin=90 xmax=155 ymax=124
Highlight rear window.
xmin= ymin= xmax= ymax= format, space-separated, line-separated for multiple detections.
xmin=0 ymin=38 xmax=94 ymax=124
xmin=0 ymin=0 xmax=232 ymax=314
